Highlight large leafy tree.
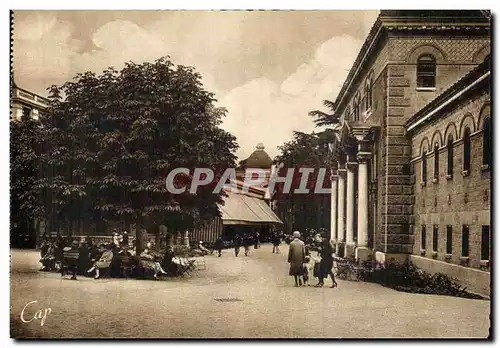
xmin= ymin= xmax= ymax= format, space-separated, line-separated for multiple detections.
xmin=37 ymin=57 xmax=238 ymax=251
xmin=272 ymin=130 xmax=334 ymax=235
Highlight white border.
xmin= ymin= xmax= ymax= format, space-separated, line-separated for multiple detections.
xmin=2 ymin=3 xmax=497 ymax=348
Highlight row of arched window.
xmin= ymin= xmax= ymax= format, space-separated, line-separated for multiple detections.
xmin=350 ymin=72 xmax=374 ymax=122
xmin=421 ymin=118 xmax=491 ymax=183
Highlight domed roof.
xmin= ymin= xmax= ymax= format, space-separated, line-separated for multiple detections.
xmin=240 ymin=143 xmax=273 ymax=169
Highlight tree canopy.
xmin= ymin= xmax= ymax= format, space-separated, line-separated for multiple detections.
xmin=10 ymin=113 xmax=43 ymax=247
xmin=35 ymin=56 xmax=238 ymax=246
xmin=272 ymin=130 xmax=333 ymax=234
xmin=308 ymin=99 xmax=341 ymax=127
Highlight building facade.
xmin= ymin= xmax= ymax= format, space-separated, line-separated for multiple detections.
xmin=327 ymin=10 xmax=490 ymax=294
xmin=406 ymin=60 xmax=490 ymax=295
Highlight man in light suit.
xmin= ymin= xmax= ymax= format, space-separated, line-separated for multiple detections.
xmin=288 ymin=231 xmax=306 ymax=287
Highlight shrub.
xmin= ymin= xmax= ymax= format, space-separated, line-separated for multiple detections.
xmin=358 ymin=260 xmax=485 ymax=300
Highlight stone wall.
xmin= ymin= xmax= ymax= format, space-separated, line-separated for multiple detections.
xmin=410 ymin=89 xmax=491 ymax=271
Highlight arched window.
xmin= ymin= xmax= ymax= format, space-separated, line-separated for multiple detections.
xmin=345 ymin=106 xmax=351 ymax=121
xmin=463 ymin=127 xmax=471 ymax=173
xmin=364 ymin=77 xmax=373 ymax=111
xmin=447 ymin=135 xmax=454 ymax=177
xmin=422 ymin=150 xmax=427 ymax=183
xmin=417 ymin=55 xmax=436 ymax=88
xmin=353 ymin=94 xmax=360 ymax=121
xmin=433 ymin=143 xmax=439 ymax=180
xmin=483 ymin=118 xmax=491 ymax=167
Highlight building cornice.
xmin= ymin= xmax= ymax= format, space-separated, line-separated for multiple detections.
xmin=332 ymin=11 xmax=490 ymax=116
xmin=11 ymin=86 xmax=49 ymax=109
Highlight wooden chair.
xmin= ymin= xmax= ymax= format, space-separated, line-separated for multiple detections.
xmin=193 ymin=256 xmax=207 ymax=271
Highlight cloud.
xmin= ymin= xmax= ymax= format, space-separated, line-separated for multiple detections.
xmin=13 ymin=18 xmax=77 ymax=92
xmin=13 ymin=13 xmax=57 ymax=41
xmin=220 ymin=34 xmax=364 ymax=160
xmin=12 ymin=11 xmax=378 ymax=161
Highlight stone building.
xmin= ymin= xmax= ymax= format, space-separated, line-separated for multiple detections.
xmin=10 ymin=81 xmax=48 ymax=121
xmin=406 ymin=59 xmax=490 ymax=295
xmin=327 ymin=10 xmax=490 ymax=294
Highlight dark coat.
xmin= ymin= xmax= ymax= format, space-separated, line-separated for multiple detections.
xmin=288 ymin=238 xmax=305 ymax=276
xmin=319 ymin=240 xmax=334 ymax=277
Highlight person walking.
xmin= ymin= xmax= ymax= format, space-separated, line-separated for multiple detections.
xmin=287 ymin=231 xmax=306 ymax=287
xmin=254 ymin=231 xmax=260 ymax=249
xmin=233 ymin=234 xmax=242 ymax=257
xmin=272 ymin=232 xmax=281 ymax=254
xmin=215 ymin=237 xmax=224 ymax=257
xmin=315 ymin=235 xmax=337 ymax=288
xmin=243 ymin=234 xmax=251 ymax=256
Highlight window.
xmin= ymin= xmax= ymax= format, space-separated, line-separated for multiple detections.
xmin=345 ymin=106 xmax=351 ymax=121
xmin=22 ymin=107 xmax=31 ymax=120
xmin=432 ymin=225 xmax=438 ymax=252
xmin=463 ymin=128 xmax=471 ymax=172
xmin=461 ymin=225 xmax=469 ymax=257
xmin=483 ymin=118 xmax=491 ymax=167
xmin=422 ymin=150 xmax=427 ymax=183
xmin=433 ymin=143 xmax=439 ymax=180
xmin=421 ymin=225 xmax=427 ymax=250
xmin=417 ymin=55 xmax=436 ymax=88
xmin=447 ymin=135 xmax=454 ymax=177
xmin=481 ymin=225 xmax=490 ymax=260
xmin=365 ymin=78 xmax=373 ymax=111
xmin=353 ymin=94 xmax=360 ymax=121
xmin=446 ymin=225 xmax=452 ymax=254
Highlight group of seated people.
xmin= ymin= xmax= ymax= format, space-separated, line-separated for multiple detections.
xmin=39 ymin=233 xmax=197 ymax=280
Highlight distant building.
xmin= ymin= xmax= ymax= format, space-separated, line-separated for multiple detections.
xmin=327 ymin=10 xmax=490 ymax=295
xmin=10 ymin=81 xmax=49 ymax=121
xmin=190 ymin=143 xmax=282 ymax=243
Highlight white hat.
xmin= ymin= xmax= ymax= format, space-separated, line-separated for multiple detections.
xmin=293 ymin=231 xmax=301 ymax=238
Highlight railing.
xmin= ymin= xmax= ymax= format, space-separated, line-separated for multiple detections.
xmin=14 ymin=88 xmax=49 ymax=108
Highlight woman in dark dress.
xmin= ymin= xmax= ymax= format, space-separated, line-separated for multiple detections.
xmin=316 ymin=236 xmax=337 ymax=288
xmin=215 ymin=237 xmax=224 ymax=257
xmin=78 ymin=241 xmax=90 ymax=275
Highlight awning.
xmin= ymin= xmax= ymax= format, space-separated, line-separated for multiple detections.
xmin=219 ymin=191 xmax=283 ymax=225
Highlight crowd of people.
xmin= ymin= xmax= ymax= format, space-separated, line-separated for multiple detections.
xmin=211 ymin=231 xmax=261 ymax=257
xmin=38 ymin=230 xmax=196 ymax=280
xmin=37 ymin=228 xmax=337 ymax=287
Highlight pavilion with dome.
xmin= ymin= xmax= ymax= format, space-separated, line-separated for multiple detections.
xmin=190 ymin=143 xmax=283 ymax=243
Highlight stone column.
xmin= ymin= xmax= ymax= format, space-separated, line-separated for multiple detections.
xmin=176 ymin=231 xmax=182 ymax=245
xmin=330 ymin=174 xmax=338 ymax=244
xmin=183 ymin=231 xmax=190 ymax=247
xmin=345 ymin=160 xmax=357 ymax=258
xmin=356 ymin=151 xmax=371 ymax=261
xmin=336 ymin=167 xmax=346 ymax=257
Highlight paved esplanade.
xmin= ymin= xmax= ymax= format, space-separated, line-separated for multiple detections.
xmin=10 ymin=245 xmax=489 ymax=338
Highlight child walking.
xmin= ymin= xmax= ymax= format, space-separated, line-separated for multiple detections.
xmin=302 ymin=256 xmax=312 ymax=286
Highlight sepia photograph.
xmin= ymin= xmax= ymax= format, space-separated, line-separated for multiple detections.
xmin=9 ymin=8 xmax=491 ymax=339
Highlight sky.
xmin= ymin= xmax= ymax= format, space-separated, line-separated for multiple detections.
xmin=12 ymin=10 xmax=379 ymax=160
